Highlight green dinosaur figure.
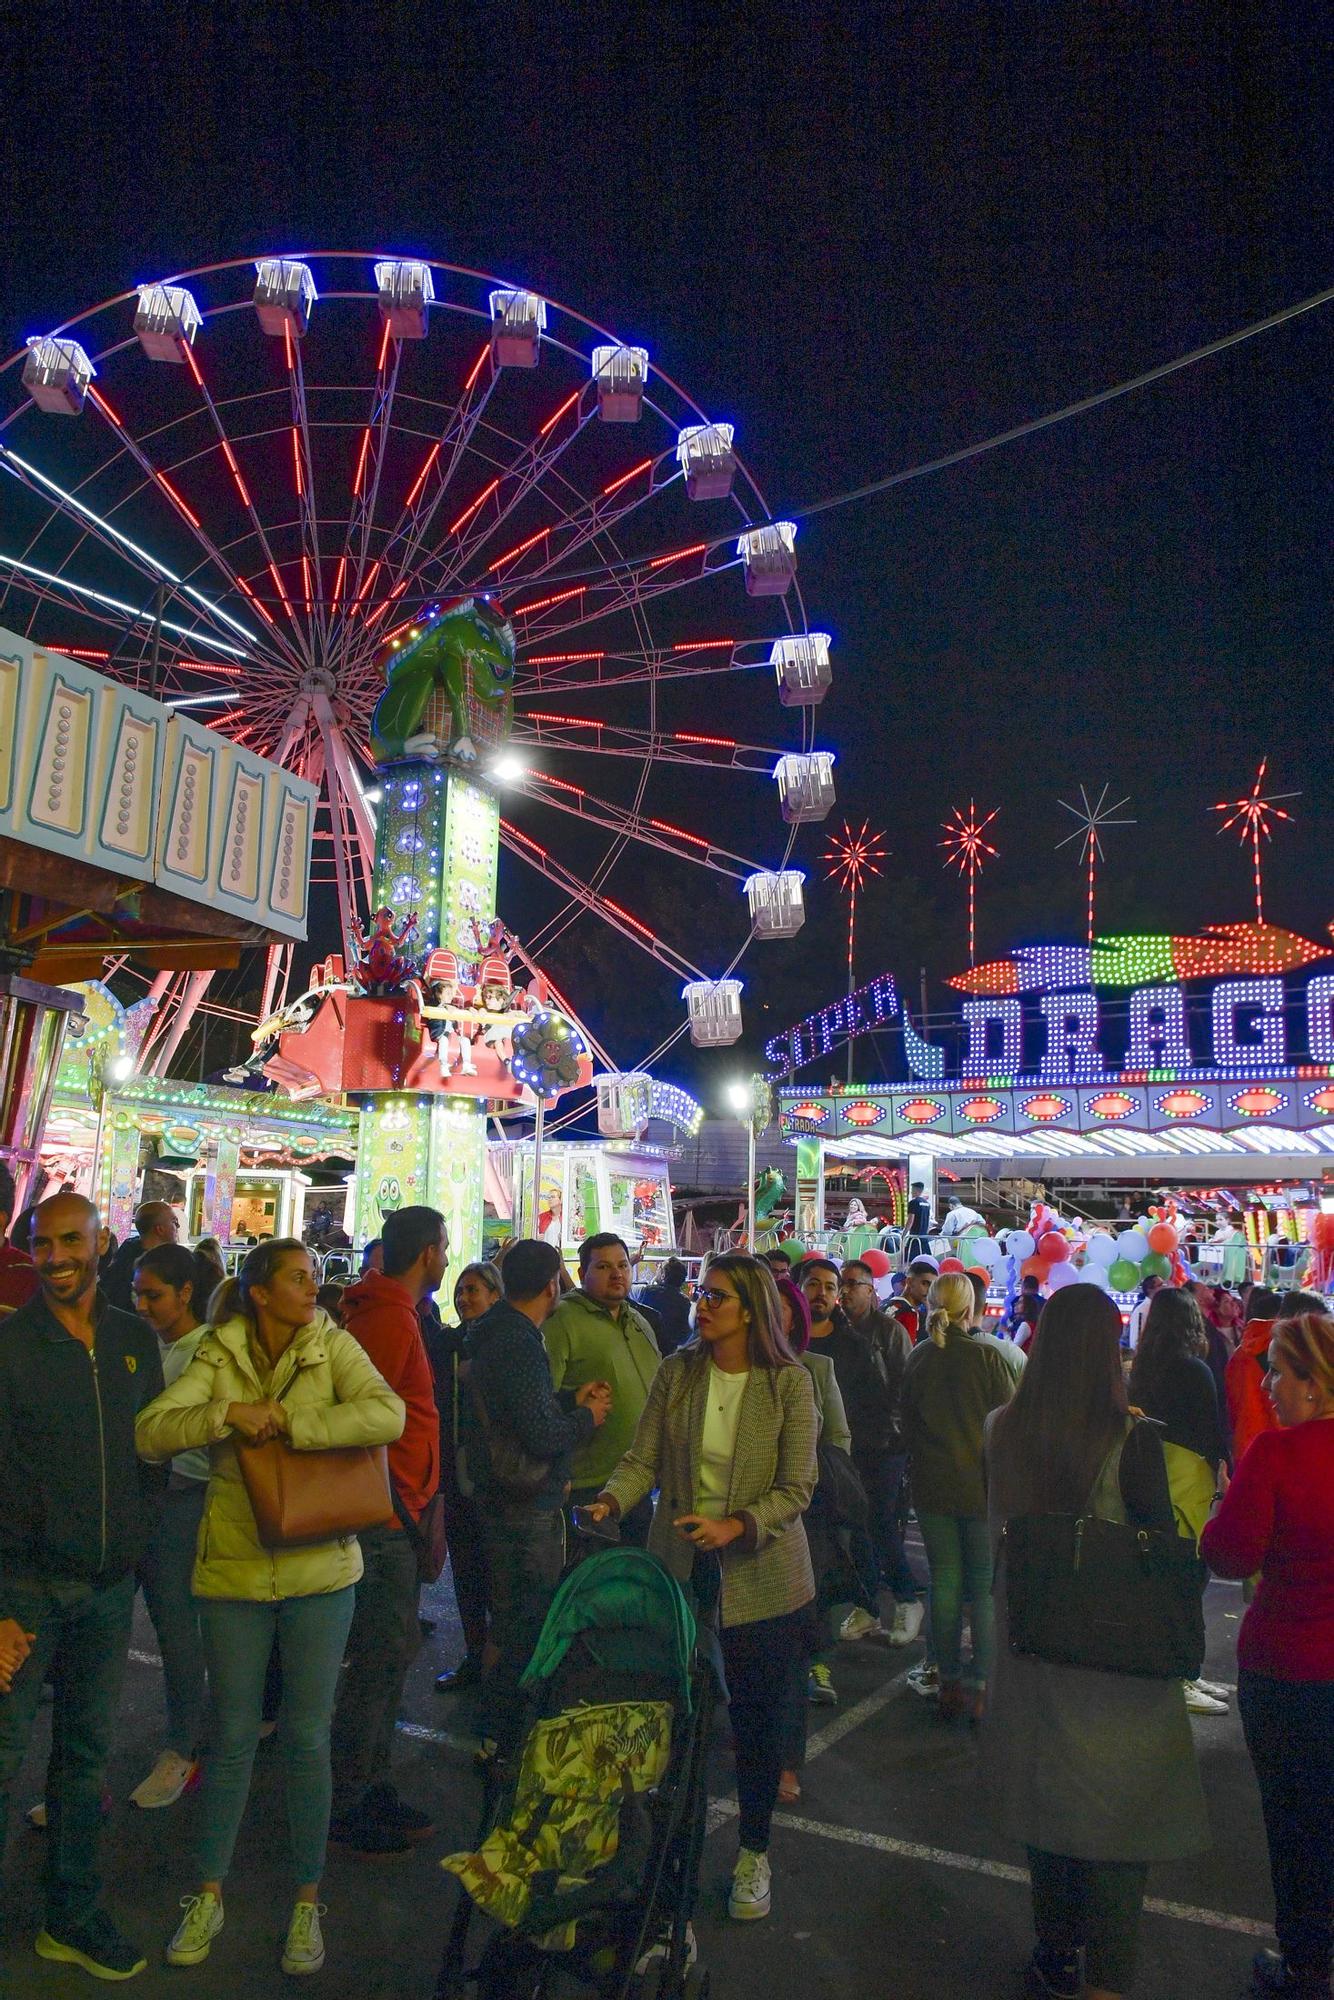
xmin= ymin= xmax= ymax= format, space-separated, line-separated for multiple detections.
xmin=755 ymin=1167 xmax=786 ymax=1219
xmin=370 ymin=596 xmax=517 ymax=763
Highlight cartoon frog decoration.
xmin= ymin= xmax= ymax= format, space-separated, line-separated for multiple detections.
xmin=370 ymin=595 xmax=517 ymax=764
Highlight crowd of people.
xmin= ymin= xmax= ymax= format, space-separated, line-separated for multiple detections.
xmin=0 ymin=1164 xmax=1329 ymax=1999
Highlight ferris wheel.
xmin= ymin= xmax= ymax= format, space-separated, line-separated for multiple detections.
xmin=0 ymin=251 xmax=837 ymax=1070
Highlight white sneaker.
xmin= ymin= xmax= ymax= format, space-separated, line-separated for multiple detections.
xmin=889 ymin=1600 xmax=925 ymax=1645
xmin=839 ymin=1607 xmax=887 ymax=1642
xmin=25 ymin=1801 xmax=47 ymax=1830
xmin=906 ymin=1662 xmax=939 ymax=1700
xmin=1192 ymin=1677 xmax=1232 ymax=1701
xmin=728 ymin=1847 xmax=771 ymax=1921
xmin=166 ymin=1891 xmax=224 ymax=1967
xmin=281 ymin=1900 xmax=326 ymax=1976
xmin=130 ymin=1750 xmax=198 ymax=1810
xmin=1183 ymin=1680 xmax=1229 ymax=1715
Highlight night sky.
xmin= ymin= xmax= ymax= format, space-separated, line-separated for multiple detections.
xmin=4 ymin=2 xmax=1330 ymax=1102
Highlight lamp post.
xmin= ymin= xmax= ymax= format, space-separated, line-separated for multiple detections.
xmin=726 ymin=1079 xmax=756 ymax=1249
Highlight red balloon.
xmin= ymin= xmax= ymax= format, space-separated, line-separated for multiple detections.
xmin=860 ymin=1248 xmax=892 ymax=1278
xmin=938 ymin=1256 xmax=966 ymax=1275
xmin=1311 ymin=1212 xmax=1334 ymax=1251
xmin=1147 ymin=1223 xmax=1178 ymax=1255
xmin=1038 ymin=1231 xmax=1069 ymax=1263
xmin=1021 ymin=1256 xmax=1051 ymax=1283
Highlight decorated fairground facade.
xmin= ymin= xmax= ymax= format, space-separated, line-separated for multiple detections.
xmin=768 ymin=926 xmax=1334 ymax=1280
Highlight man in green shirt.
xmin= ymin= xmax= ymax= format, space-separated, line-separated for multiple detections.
xmin=543 ymin=1233 xmax=661 ymax=1541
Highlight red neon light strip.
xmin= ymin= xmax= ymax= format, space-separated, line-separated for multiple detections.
xmin=267 ymin=561 xmax=294 ymax=620
xmin=87 ymin=385 xmax=123 ymax=425
xmin=463 ymin=343 xmax=490 ymax=392
xmin=376 ymin=318 xmax=392 ymax=374
xmin=601 ymin=896 xmax=657 ymax=942
xmin=513 ymin=584 xmax=584 ymax=617
xmin=157 ymin=472 xmax=201 ymax=528
xmin=352 ymin=427 xmax=372 ymax=498
xmin=447 ymin=477 xmax=499 ymax=538
xmin=648 ymin=540 xmax=707 ymax=571
xmin=602 ymin=456 xmax=653 ymax=498
xmin=539 ymin=389 xmax=580 ymax=437
xmin=404 ymin=441 xmax=440 ymax=510
xmin=331 ymin=555 xmax=347 ymax=606
xmin=531 ymin=773 xmax=585 ymax=797
xmin=62 ymin=646 xmax=110 ymax=659
xmin=672 ymin=638 xmax=734 ymax=652
xmin=523 ymin=649 xmax=605 ymax=665
xmin=180 ymin=340 xmax=204 ymax=387
xmin=291 ymin=426 xmax=304 ymax=497
xmin=215 ymin=435 xmax=253 ymax=510
xmin=527 ymin=712 xmax=603 ymax=728
xmin=487 ymin=526 xmax=550 ymax=574
xmin=301 ymin=554 xmax=313 ymax=610
xmin=235 ymin=575 xmax=276 ymax=628
xmin=354 ymin=558 xmax=382 ymax=606
xmin=677 ymin=730 xmax=738 ymax=747
xmin=283 ymin=323 xmax=294 ymax=373
xmin=649 ymin=818 xmax=710 ymax=849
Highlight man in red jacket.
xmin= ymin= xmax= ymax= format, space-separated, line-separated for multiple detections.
xmin=330 ymin=1206 xmax=446 ymax=1856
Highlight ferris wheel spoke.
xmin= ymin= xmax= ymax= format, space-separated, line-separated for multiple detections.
xmin=500 ymin=820 xmax=708 ymax=982
xmin=286 ymin=341 xmax=329 ymax=655
xmin=310 ymin=698 xmax=375 ymax=905
xmin=507 ymin=538 xmax=740 ymax=647
xmin=0 ymin=555 xmax=254 ymax=681
xmin=417 ymin=391 xmax=597 ymax=598
xmin=82 ymin=381 xmax=312 ymax=677
xmin=490 ymin=447 xmax=682 ymax=591
xmin=371 ymin=346 xmax=499 ymax=601
xmin=327 ymin=328 xmax=407 ymax=652
xmin=176 ymin=342 xmax=310 ymax=668
xmin=513 ymin=772 xmax=759 ymax=878
xmin=513 ymin=638 xmax=766 ymax=696
xmin=512 ymin=715 xmax=782 ymax=775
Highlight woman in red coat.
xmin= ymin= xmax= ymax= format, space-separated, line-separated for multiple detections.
xmin=1202 ymin=1312 xmax=1334 ymax=1999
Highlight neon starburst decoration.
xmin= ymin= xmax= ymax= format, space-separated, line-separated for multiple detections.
xmin=1210 ymin=759 xmax=1298 ymax=924
xmin=939 ymin=801 xmax=999 ymax=965
xmin=1057 ymin=783 xmax=1135 ymax=945
xmin=823 ymin=821 xmax=887 ymax=1079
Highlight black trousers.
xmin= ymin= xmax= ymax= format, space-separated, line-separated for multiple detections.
xmin=329 ymin=1524 xmax=422 ymax=1815
xmin=720 ymin=1606 xmax=812 ymax=1852
xmin=440 ymin=1480 xmax=491 ymax=1661
xmin=1027 ymin=1848 xmax=1149 ymax=1992
xmin=478 ymin=1504 xmax=566 ymax=1754
xmin=1239 ymin=1669 xmax=1334 ymax=1980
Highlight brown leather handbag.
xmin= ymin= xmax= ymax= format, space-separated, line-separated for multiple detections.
xmin=236 ymin=1424 xmax=394 ymax=1550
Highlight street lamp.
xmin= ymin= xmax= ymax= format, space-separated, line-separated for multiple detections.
xmin=726 ymin=1079 xmax=756 ymax=1249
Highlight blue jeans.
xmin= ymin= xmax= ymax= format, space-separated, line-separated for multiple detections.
xmin=853 ymin=1449 xmax=922 ymax=1602
xmin=917 ymin=1513 xmax=994 ymax=1689
xmin=137 ymin=1480 xmax=207 ymax=1757
xmin=0 ymin=1575 xmax=134 ymax=1929
xmin=195 ymin=1588 xmax=355 ymax=1885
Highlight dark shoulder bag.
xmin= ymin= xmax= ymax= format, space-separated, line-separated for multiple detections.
xmin=391 ymin=1486 xmax=448 ymax=1585
xmin=1002 ymin=1424 xmax=1206 ymax=1680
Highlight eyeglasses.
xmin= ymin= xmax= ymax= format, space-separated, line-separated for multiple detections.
xmin=695 ymin=1286 xmax=736 ymax=1309
xmin=840 ymin=1278 xmax=873 ymax=1291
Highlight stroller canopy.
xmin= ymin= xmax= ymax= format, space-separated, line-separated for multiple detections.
xmin=522 ymin=1547 xmax=697 ymax=1711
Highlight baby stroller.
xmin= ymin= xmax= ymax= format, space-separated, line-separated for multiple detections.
xmin=436 ymin=1545 xmax=715 ymax=2000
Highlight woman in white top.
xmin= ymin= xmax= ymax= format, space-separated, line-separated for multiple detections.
xmin=587 ymin=1252 xmax=816 ymax=1924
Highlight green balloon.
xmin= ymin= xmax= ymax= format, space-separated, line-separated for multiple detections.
xmin=777 ymin=1240 xmax=806 ymax=1263
xmin=1108 ymin=1259 xmax=1142 ymax=1292
xmin=1141 ymin=1251 xmax=1172 ymax=1281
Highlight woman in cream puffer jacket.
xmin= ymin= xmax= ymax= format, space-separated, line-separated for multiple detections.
xmin=135 ymin=1238 xmax=404 ymax=1980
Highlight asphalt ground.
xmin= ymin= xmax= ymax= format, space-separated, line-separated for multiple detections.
xmin=0 ymin=1542 xmax=1275 ymax=2000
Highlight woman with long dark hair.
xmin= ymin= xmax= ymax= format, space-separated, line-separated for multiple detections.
xmin=427 ymin=1260 xmax=502 ymax=1693
xmin=136 ymin=1239 xmax=404 ymax=1979
xmin=1202 ymin=1313 xmax=1334 ymax=2000
xmin=129 ymin=1244 xmax=212 ymax=1810
xmin=586 ymin=1252 xmax=817 ymax=1923
xmin=983 ymin=1286 xmax=1207 ymax=2000
xmin=1128 ymin=1285 xmax=1232 ymax=1715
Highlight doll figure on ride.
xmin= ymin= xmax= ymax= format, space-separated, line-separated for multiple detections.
xmin=475 ymin=954 xmax=521 ymax=1063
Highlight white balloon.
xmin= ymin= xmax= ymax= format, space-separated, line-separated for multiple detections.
xmin=1117 ymin=1230 xmax=1150 ymax=1261
xmin=972 ymin=1237 xmax=1001 ymax=1267
xmin=1047 ymin=1262 xmax=1078 ymax=1289
xmin=1009 ymin=1230 xmax=1036 ymax=1259
xmin=1078 ymin=1263 xmax=1111 ymax=1287
xmin=1086 ymin=1234 xmax=1118 ymax=1267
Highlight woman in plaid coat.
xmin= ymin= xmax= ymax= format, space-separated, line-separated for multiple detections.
xmin=587 ymin=1252 xmax=817 ymax=1924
